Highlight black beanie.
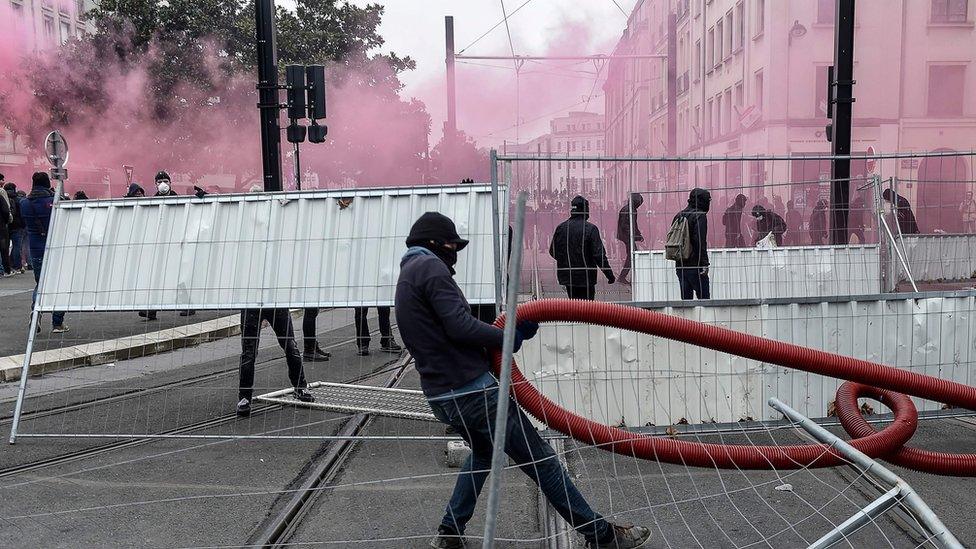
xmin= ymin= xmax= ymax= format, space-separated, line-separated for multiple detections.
xmin=155 ymin=170 xmax=171 ymax=182
xmin=32 ymin=172 xmax=51 ymax=189
xmin=406 ymin=212 xmax=469 ymax=250
xmin=571 ymin=195 xmax=589 ymax=215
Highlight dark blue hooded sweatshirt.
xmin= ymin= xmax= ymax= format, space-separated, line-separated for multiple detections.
xmin=19 ymin=182 xmax=56 ymax=260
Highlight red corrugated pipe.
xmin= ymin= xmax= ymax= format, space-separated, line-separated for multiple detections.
xmin=491 ymin=300 xmax=976 ymax=473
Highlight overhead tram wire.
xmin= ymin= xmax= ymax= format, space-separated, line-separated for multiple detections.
xmin=498 ymin=0 xmax=521 ymax=145
xmin=457 ymin=0 xmax=536 ymax=54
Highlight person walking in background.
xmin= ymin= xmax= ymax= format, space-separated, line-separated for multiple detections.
xmin=0 ymin=178 xmax=12 ymax=277
xmin=721 ymin=194 xmax=747 ymax=247
xmin=125 ymin=183 xmax=146 ymax=198
xmin=549 ymin=195 xmax=615 ymax=300
xmin=960 ymin=191 xmax=976 ymax=233
xmin=785 ymin=200 xmax=803 ymax=246
xmin=850 ymin=196 xmax=867 ymax=244
xmin=236 ymin=308 xmax=315 ymax=417
xmin=301 ymin=308 xmax=333 ymax=363
xmin=752 ymin=205 xmax=788 ymax=246
xmin=615 ymin=193 xmax=644 ymax=285
xmin=354 ymin=306 xmax=402 ymax=356
xmin=809 ymin=199 xmax=829 ymax=245
xmin=19 ymin=172 xmax=67 ymax=333
xmin=72 ymin=190 xmax=89 ymax=200
xmin=4 ymin=182 xmax=25 ymax=274
xmin=670 ymin=188 xmax=711 ymax=300
xmin=395 ymin=211 xmax=651 ymax=549
xmin=882 ymin=189 xmax=919 ymax=235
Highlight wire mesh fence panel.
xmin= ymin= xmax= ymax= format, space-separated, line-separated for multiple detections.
xmin=10 ymin=184 xmax=506 ymax=440
xmin=497 ymin=150 xmax=976 ymax=301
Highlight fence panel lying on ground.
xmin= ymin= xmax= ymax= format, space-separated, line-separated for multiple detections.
xmin=516 ymin=293 xmax=976 ymax=426
xmin=899 ymin=234 xmax=976 ymax=282
xmin=632 ymin=245 xmax=882 ymax=301
xmin=38 ymin=184 xmax=506 ymax=311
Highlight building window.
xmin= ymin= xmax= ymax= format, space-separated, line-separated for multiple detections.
xmin=735 ymin=81 xmax=744 ymax=109
xmin=817 ymin=0 xmax=836 ymax=24
xmin=706 ymin=98 xmax=714 ymax=140
xmin=928 ymin=64 xmax=966 ymax=116
xmin=735 ymin=2 xmax=745 ymax=49
xmin=755 ymin=0 xmax=765 ymax=36
xmin=931 ymin=0 xmax=969 ymax=22
xmin=59 ymin=20 xmax=72 ymax=45
xmin=43 ymin=16 xmax=55 ymax=42
xmin=755 ymin=70 xmax=764 ymax=110
xmin=716 ymin=20 xmax=724 ymax=63
xmin=695 ymin=39 xmax=702 ymax=79
xmin=724 ymin=11 xmax=733 ymax=56
xmin=815 ymin=65 xmax=830 ymax=117
xmin=706 ymin=28 xmax=714 ymax=70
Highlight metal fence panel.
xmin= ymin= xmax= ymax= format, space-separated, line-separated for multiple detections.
xmin=38 ymin=185 xmax=506 ymax=311
xmin=517 ymin=294 xmax=975 ymax=426
xmin=900 ymin=234 xmax=976 ymax=282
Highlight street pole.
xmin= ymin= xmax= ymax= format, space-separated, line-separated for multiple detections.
xmin=256 ymin=0 xmax=283 ymax=191
xmin=444 ymin=16 xmax=458 ymax=142
xmin=829 ymin=0 xmax=856 ymax=244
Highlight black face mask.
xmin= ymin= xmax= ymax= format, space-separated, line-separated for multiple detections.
xmin=433 ymin=246 xmax=458 ymax=274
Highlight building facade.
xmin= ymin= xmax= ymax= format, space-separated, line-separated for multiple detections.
xmin=605 ymin=0 xmax=976 ymax=233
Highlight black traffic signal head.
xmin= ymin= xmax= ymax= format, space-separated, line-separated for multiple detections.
xmin=306 ymin=65 xmax=327 ymax=120
xmin=308 ymin=120 xmax=328 ymax=144
xmin=285 ymin=65 xmax=307 ymax=120
xmin=287 ymin=122 xmax=307 ymax=144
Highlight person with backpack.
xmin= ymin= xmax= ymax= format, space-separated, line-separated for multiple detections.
xmin=615 ymin=193 xmax=644 ymax=285
xmin=549 ymin=196 xmax=615 ymax=300
xmin=751 ymin=205 xmax=788 ymax=246
xmin=667 ymin=188 xmax=711 ymax=300
xmin=20 ymin=172 xmax=68 ymax=333
xmin=721 ymin=194 xmax=747 ymax=248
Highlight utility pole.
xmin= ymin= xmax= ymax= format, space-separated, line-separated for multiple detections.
xmin=256 ymin=0 xmax=283 ymax=191
xmin=445 ymin=16 xmax=458 ymax=141
xmin=828 ymin=0 xmax=856 ymax=244
xmin=666 ymin=11 xmax=677 ymax=191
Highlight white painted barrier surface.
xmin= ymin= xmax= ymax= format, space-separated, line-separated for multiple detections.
xmin=38 ymin=185 xmax=505 ymax=311
xmin=632 ymin=245 xmax=882 ymax=301
xmin=900 ymin=234 xmax=976 ymax=282
xmin=516 ymin=295 xmax=975 ymax=425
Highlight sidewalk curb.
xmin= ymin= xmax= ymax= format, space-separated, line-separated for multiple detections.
xmin=0 ymin=314 xmax=244 ymax=382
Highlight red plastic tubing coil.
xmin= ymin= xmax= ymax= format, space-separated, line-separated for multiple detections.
xmin=491 ymin=299 xmax=976 ymax=475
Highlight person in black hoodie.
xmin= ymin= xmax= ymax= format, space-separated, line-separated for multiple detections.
xmin=395 ymin=212 xmax=651 ymax=549
xmin=20 ymin=173 xmax=67 ymax=332
xmin=882 ymin=189 xmax=920 ymax=235
xmin=722 ymin=193 xmax=747 ymax=247
xmin=4 ymin=183 xmax=25 ymax=273
xmin=125 ymin=183 xmax=146 ymax=198
xmin=549 ymin=196 xmax=615 ymax=300
xmin=615 ymin=193 xmax=644 ymax=285
xmin=0 ymin=179 xmax=11 ymax=276
xmin=752 ymin=205 xmax=788 ymax=246
xmin=809 ymin=199 xmax=829 ymax=245
xmin=674 ymin=188 xmax=711 ymax=300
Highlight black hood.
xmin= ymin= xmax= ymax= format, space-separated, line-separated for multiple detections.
xmin=751 ymin=205 xmax=766 ymax=218
xmin=688 ymin=188 xmax=711 ymax=212
xmin=405 ymin=212 xmax=469 ymax=251
xmin=630 ymin=193 xmax=644 ymax=208
xmin=570 ymin=195 xmax=590 ymax=218
xmin=126 ymin=183 xmax=145 ymax=197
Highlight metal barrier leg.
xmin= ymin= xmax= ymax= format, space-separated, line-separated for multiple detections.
xmin=768 ymin=397 xmax=962 ymax=549
xmin=9 ymin=310 xmax=42 ymax=444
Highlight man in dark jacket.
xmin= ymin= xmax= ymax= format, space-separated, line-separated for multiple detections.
xmin=153 ymin=171 xmax=177 ymax=197
xmin=236 ymin=308 xmax=315 ymax=416
xmin=722 ymin=194 xmax=747 ymax=247
xmin=752 ymin=205 xmax=788 ymax=246
xmin=785 ymin=200 xmax=803 ymax=246
xmin=395 ymin=212 xmax=650 ymax=549
xmin=674 ymin=188 xmax=711 ymax=300
xmin=125 ymin=183 xmax=146 ymax=198
xmin=19 ymin=172 xmax=67 ymax=332
xmin=549 ymin=196 xmax=615 ymax=300
xmin=882 ymin=189 xmax=920 ymax=235
xmin=809 ymin=199 xmax=829 ymax=245
xmin=615 ymin=193 xmax=644 ymax=285
xmin=0 ymin=178 xmax=11 ymax=276
xmin=4 ymin=183 xmax=25 ymax=273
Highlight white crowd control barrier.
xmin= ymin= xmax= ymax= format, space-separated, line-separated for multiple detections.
xmin=899 ymin=234 xmax=976 ymax=282
xmin=36 ymin=184 xmax=507 ymax=311
xmin=516 ymin=294 xmax=976 ymax=426
xmin=631 ymin=245 xmax=882 ymax=301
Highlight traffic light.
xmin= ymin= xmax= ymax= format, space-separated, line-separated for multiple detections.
xmin=285 ymin=65 xmax=307 ymax=121
xmin=308 ymin=120 xmax=328 ymax=144
xmin=305 ymin=65 xmax=327 ymax=120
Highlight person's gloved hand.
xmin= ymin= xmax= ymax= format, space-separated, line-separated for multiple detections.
xmin=516 ymin=320 xmax=539 ymax=340
xmin=607 ymin=272 xmax=616 ymax=285
xmin=193 ymin=186 xmax=209 ymax=199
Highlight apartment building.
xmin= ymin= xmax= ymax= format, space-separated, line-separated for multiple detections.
xmin=605 ymin=0 xmax=976 ymax=231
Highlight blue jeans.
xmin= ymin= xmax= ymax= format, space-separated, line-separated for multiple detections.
xmin=31 ymin=256 xmax=65 ymax=328
xmin=9 ymin=228 xmax=24 ymax=270
xmin=676 ymin=268 xmax=710 ymax=300
xmin=428 ymin=379 xmax=613 ymax=543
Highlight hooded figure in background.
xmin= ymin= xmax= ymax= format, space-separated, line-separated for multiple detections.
xmin=549 ymin=195 xmax=615 ymax=300
xmin=882 ymin=189 xmax=919 ymax=235
xmin=673 ymin=188 xmax=711 ymax=300
xmin=154 ymin=171 xmax=177 ymax=197
xmin=752 ymin=205 xmax=788 ymax=246
xmin=125 ymin=183 xmax=145 ymax=198
xmin=721 ymin=193 xmax=747 ymax=248
xmin=809 ymin=199 xmax=829 ymax=245
xmin=615 ymin=193 xmax=644 ymax=285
